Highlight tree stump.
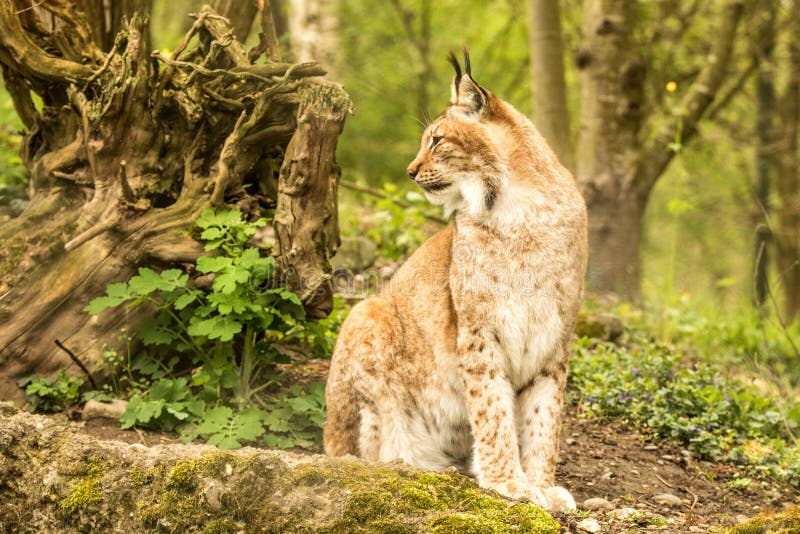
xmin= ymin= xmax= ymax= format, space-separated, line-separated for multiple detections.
xmin=0 ymin=2 xmax=351 ymax=404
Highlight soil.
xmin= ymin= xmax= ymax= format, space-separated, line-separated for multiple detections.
xmin=65 ymin=372 xmax=798 ymax=533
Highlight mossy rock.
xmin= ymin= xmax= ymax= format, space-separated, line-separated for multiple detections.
xmin=574 ymin=311 xmax=624 ymax=341
xmin=0 ymin=408 xmax=560 ymax=533
xmin=731 ymin=506 xmax=800 ymax=534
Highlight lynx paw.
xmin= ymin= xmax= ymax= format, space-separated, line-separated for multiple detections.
xmin=541 ymin=486 xmax=576 ymax=512
xmin=484 ymin=478 xmax=547 ymax=507
xmin=483 ymin=479 xmax=574 ymax=512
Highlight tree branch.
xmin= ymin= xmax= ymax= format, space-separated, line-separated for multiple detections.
xmin=0 ymin=0 xmax=95 ymax=84
xmin=637 ymin=0 xmax=745 ymax=198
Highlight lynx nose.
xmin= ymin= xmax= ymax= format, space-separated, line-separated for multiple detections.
xmin=407 ymin=163 xmax=420 ymax=180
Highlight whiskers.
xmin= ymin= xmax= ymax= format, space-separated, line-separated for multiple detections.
xmin=414 ymin=108 xmax=435 ymax=130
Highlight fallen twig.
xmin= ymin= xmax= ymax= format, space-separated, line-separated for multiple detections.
xmin=54 ymin=339 xmax=98 ymax=390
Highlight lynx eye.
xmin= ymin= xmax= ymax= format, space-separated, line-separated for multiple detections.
xmin=430 ymin=135 xmax=443 ymax=149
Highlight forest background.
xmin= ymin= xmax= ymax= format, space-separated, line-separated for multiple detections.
xmin=3 ymin=0 xmax=790 ymax=313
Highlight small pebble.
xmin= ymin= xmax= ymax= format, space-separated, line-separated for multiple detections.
xmin=601 ymin=471 xmax=614 ymax=480
xmin=582 ymin=497 xmax=612 ymax=511
xmin=653 ymin=493 xmax=683 ymax=507
xmin=82 ymin=399 xmax=128 ymax=421
xmin=576 ymin=518 xmax=601 ymax=533
xmin=689 ymin=527 xmax=704 ymax=532
xmin=566 ymin=438 xmax=577 ymax=446
xmin=735 ymin=515 xmax=749 ymax=524
xmin=644 ymin=444 xmax=658 ymax=451
xmin=611 ymin=507 xmax=639 ymax=520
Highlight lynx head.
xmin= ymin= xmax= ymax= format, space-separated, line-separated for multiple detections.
xmin=407 ymin=48 xmax=512 ymax=219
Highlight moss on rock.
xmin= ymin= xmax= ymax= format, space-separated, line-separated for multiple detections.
xmin=57 ymin=459 xmax=111 ymax=514
xmin=731 ymin=506 xmax=800 ymax=534
xmin=0 ymin=409 xmax=561 ymax=533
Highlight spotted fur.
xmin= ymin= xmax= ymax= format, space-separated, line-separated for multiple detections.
xmin=324 ymin=51 xmax=588 ymax=512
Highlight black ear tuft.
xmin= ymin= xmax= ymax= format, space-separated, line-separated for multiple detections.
xmin=447 ymin=51 xmax=462 ymax=88
xmin=462 ymin=46 xmax=471 ymax=77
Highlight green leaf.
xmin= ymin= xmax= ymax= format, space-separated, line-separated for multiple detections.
xmin=213 ymin=266 xmax=251 ymax=294
xmin=196 ymin=255 xmax=233 ymax=274
xmin=211 ymin=436 xmax=241 ymax=450
xmin=149 ymin=378 xmax=189 ymax=402
xmin=200 ymin=227 xmax=225 ymax=240
xmin=83 ymin=283 xmax=133 ymax=314
xmin=204 ymin=239 xmax=225 ymax=251
xmin=137 ymin=316 xmax=178 ymax=346
xmin=173 ymin=291 xmax=199 ymax=310
xmin=196 ymin=406 xmax=233 ymax=434
xmin=196 ymin=208 xmax=243 ymax=229
xmin=262 ymin=408 xmax=292 ymax=432
xmin=187 ymin=316 xmax=243 ymax=341
xmin=207 ymin=290 xmax=249 ymax=315
xmin=129 ymin=268 xmax=182 ymax=295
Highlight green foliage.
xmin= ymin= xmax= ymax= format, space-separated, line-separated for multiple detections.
xmin=339 ymin=182 xmax=441 ymax=260
xmin=337 ymin=0 xmax=532 ymax=185
xmin=645 ymin=300 xmax=800 ymax=386
xmin=20 ymin=370 xmax=84 ymax=413
xmin=570 ymin=334 xmax=800 ymax=487
xmin=0 ymin=84 xmax=27 ymax=213
xmin=85 ymin=208 xmax=338 ymax=449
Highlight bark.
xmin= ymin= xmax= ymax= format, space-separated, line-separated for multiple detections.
xmin=528 ymin=0 xmax=573 ymax=171
xmin=211 ymin=0 xmax=258 ymax=42
xmin=75 ymin=0 xmax=154 ymax=51
xmin=0 ymin=407 xmax=559 ymax=533
xmin=753 ymin=0 xmax=775 ymax=310
xmin=775 ymin=0 xmax=800 ymax=322
xmin=0 ymin=2 xmax=350 ymax=404
xmin=576 ymin=0 xmax=744 ymax=300
xmin=288 ymin=0 xmax=339 ymax=78
xmin=576 ymin=0 xmax=645 ymax=299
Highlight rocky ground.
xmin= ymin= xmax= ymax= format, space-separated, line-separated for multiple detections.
xmin=72 ymin=393 xmax=799 ymax=533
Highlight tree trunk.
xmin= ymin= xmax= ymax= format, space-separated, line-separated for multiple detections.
xmin=775 ymin=0 xmax=800 ymax=322
xmin=211 ymin=0 xmax=258 ymax=42
xmin=0 ymin=2 xmax=351 ymax=404
xmin=753 ymin=0 xmax=775 ymax=310
xmin=76 ymin=0 xmax=154 ymax=51
xmin=528 ymin=0 xmax=573 ymax=171
xmin=576 ymin=0 xmax=645 ymax=300
xmin=0 ymin=407 xmax=559 ymax=533
xmin=576 ymin=0 xmax=744 ymax=301
xmin=288 ymin=0 xmax=339 ymax=77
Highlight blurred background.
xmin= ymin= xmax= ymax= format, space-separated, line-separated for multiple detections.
xmin=1 ymin=0 xmax=798 ymax=371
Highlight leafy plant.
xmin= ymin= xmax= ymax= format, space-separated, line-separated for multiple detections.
xmin=85 ymin=208 xmax=334 ymax=449
xmin=570 ymin=333 xmax=800 ymax=487
xmin=20 ymin=370 xmax=84 ymax=412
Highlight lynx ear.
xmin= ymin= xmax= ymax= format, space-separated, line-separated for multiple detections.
xmin=448 ymin=51 xmax=462 ymax=105
xmin=449 ymin=47 xmax=487 ymax=114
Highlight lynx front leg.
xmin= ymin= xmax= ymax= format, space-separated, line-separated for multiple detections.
xmin=458 ymin=330 xmax=548 ymax=507
xmin=517 ymin=355 xmax=575 ymax=511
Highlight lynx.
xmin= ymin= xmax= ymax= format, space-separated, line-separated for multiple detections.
xmin=324 ymin=50 xmax=587 ymax=512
